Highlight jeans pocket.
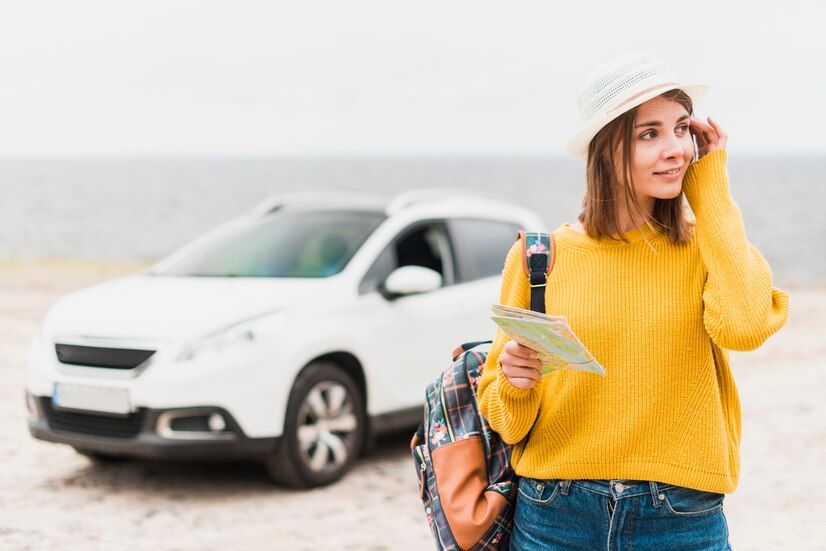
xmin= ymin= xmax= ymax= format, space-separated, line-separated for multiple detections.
xmin=661 ymin=485 xmax=725 ymax=517
xmin=516 ymin=477 xmax=562 ymax=506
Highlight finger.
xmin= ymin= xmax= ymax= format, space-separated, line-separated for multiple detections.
xmin=701 ymin=129 xmax=718 ymax=149
xmin=689 ymin=116 xmax=714 ymax=132
xmin=503 ymin=365 xmax=542 ymax=381
xmin=502 ymin=354 xmax=542 ymax=371
xmin=506 ymin=377 xmax=537 ymax=389
xmin=503 ymin=364 xmax=541 ymax=379
xmin=503 ymin=341 xmax=524 ymax=360
xmin=703 ymin=117 xmax=720 ymax=140
xmin=504 ymin=340 xmax=538 ymax=359
xmin=704 ymin=131 xmax=717 ymax=146
xmin=691 ymin=126 xmax=714 ymax=149
xmin=707 ymin=116 xmax=727 ymax=140
xmin=690 ymin=117 xmax=717 ymax=142
xmin=513 ymin=343 xmax=540 ymax=359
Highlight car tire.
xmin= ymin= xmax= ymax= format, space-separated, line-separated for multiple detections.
xmin=263 ymin=361 xmax=366 ymax=489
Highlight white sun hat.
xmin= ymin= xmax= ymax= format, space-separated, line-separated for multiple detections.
xmin=566 ymin=52 xmax=709 ymax=160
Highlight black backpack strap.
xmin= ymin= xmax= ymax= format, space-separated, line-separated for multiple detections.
xmin=517 ymin=230 xmax=555 ymax=314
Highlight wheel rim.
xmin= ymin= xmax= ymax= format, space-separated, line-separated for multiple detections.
xmin=296 ymin=380 xmax=358 ymax=473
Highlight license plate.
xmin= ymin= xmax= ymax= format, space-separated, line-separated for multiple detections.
xmin=52 ymin=383 xmax=131 ymax=415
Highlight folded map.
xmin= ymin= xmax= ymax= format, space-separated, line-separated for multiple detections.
xmin=491 ymin=304 xmax=606 ymax=376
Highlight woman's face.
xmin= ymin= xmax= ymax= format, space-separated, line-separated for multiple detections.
xmin=624 ymin=95 xmax=694 ymax=202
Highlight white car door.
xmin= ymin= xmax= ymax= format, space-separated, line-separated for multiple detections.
xmin=353 ymin=218 xmax=520 ymax=413
xmin=352 ymin=221 xmax=462 ymax=412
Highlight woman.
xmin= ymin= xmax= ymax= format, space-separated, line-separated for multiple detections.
xmin=477 ymin=53 xmax=790 ymax=550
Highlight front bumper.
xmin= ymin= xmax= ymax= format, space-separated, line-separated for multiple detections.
xmin=27 ymin=395 xmax=279 ymax=461
xmin=25 ymin=333 xmax=291 ymax=440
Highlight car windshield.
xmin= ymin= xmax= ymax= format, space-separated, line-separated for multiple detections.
xmin=151 ymin=209 xmax=386 ymax=278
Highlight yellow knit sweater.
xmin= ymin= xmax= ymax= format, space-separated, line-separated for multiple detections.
xmin=477 ymin=149 xmax=790 ymax=494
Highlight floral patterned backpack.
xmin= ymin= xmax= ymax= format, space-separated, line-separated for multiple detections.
xmin=410 ymin=231 xmax=555 ymax=551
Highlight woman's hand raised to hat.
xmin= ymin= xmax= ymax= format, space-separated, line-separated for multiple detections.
xmin=689 ymin=116 xmax=728 ymax=159
xmin=499 ymin=340 xmax=543 ymax=389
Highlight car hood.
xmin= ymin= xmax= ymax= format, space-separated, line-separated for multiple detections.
xmin=43 ymin=274 xmax=338 ymax=345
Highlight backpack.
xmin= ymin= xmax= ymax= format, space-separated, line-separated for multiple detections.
xmin=410 ymin=230 xmax=555 ymax=551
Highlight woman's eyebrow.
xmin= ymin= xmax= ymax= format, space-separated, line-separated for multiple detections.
xmin=635 ymin=114 xmax=690 ymax=128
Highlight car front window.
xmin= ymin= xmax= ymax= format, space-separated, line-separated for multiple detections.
xmin=151 ymin=210 xmax=386 ymax=278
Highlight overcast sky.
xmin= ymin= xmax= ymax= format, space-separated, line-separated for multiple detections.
xmin=1 ymin=1 xmax=824 ymax=157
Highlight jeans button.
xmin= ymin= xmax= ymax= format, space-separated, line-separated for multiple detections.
xmin=536 ymin=483 xmax=544 ymax=492
xmin=614 ymin=483 xmax=625 ymax=492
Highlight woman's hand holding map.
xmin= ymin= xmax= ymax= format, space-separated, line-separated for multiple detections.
xmin=498 ymin=340 xmax=543 ymax=389
xmin=491 ymin=304 xmax=606 ymax=378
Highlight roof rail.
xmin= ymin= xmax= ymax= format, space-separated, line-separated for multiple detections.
xmin=386 ymin=188 xmax=512 ymax=215
xmin=250 ymin=191 xmax=386 ymax=217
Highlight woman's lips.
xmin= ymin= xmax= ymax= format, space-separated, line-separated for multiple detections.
xmin=654 ymin=167 xmax=682 ymax=175
xmin=654 ymin=167 xmax=682 ymax=181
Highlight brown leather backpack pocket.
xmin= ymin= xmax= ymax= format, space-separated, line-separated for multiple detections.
xmin=431 ymin=436 xmax=507 ymax=550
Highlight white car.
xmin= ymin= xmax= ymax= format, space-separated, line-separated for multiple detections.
xmin=25 ymin=189 xmax=547 ymax=488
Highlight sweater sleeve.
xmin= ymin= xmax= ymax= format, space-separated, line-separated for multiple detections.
xmin=682 ymin=148 xmax=790 ymax=352
xmin=476 ymin=237 xmax=544 ymax=445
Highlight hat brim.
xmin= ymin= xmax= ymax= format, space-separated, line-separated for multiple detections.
xmin=566 ymin=82 xmax=709 ymax=160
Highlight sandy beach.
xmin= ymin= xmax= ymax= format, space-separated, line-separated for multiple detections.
xmin=1 ymin=257 xmax=823 ymax=550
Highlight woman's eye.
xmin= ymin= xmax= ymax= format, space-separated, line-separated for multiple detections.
xmin=641 ymin=125 xmax=688 ymax=140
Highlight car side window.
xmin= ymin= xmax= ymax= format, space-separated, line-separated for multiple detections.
xmin=358 ymin=221 xmax=454 ymax=295
xmin=448 ymin=218 xmax=521 ymax=282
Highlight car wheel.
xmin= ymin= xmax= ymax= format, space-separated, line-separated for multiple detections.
xmin=263 ymin=361 xmax=366 ymax=489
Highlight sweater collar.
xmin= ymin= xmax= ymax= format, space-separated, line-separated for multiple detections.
xmin=554 ymin=222 xmax=666 ymax=248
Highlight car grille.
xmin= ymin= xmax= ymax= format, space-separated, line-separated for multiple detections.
xmin=54 ymin=343 xmax=155 ymax=369
xmin=40 ymin=398 xmax=148 ymax=439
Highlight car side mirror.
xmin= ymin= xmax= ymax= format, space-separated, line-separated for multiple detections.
xmin=378 ymin=266 xmax=442 ymax=300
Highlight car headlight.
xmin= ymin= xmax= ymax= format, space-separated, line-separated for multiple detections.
xmin=175 ymin=311 xmax=285 ymax=363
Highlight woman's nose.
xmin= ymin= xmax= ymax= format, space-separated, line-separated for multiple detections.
xmin=662 ymin=135 xmax=686 ymax=159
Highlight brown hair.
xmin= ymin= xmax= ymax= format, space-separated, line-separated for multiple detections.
xmin=576 ymin=88 xmax=696 ymax=248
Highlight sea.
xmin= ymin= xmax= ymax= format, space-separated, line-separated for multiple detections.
xmin=1 ymin=155 xmax=823 ymax=287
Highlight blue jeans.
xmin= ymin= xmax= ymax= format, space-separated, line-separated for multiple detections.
xmin=510 ymin=477 xmax=732 ymax=550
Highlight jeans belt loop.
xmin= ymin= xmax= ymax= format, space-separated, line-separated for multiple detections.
xmin=649 ymin=481 xmax=664 ymax=508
